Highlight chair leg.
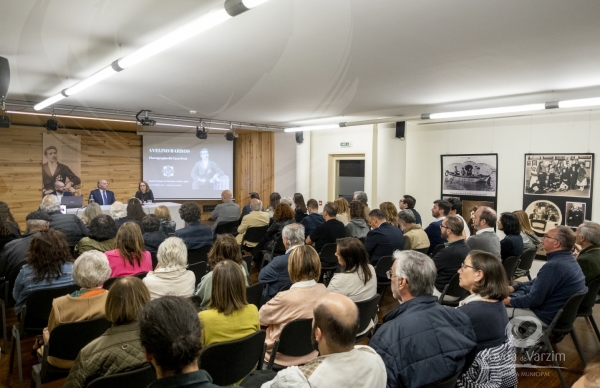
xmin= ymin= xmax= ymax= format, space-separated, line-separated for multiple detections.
xmin=527 ymin=271 xmax=531 ymax=281
xmin=12 ymin=325 xmax=24 ymax=388
xmin=9 ymin=325 xmax=16 ymax=373
xmin=588 ymin=316 xmax=600 ymax=343
xmin=570 ymin=330 xmax=587 ymax=367
xmin=542 ymin=334 xmax=567 ymax=388
xmin=1 ymin=299 xmax=6 ymax=353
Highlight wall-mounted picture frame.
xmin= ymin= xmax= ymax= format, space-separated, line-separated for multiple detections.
xmin=523 ymin=153 xmax=594 ymax=198
xmin=441 ymin=154 xmax=497 ymax=197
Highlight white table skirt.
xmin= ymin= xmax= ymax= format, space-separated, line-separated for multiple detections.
xmin=68 ymin=202 xmax=184 ymax=229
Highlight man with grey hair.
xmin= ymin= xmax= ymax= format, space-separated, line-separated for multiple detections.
xmin=398 ymin=209 xmax=430 ymax=251
xmin=40 ymin=195 xmax=88 ymax=247
xmin=210 ymin=189 xmax=240 ymax=231
xmin=466 ymin=206 xmax=500 ymax=257
xmin=259 ymin=223 xmax=305 ymax=303
xmin=575 ymin=221 xmax=600 ymax=283
xmin=236 ymin=198 xmax=269 ymax=247
xmin=353 ymin=191 xmax=370 ymax=217
xmin=504 ymin=226 xmax=587 ymax=325
xmin=369 ymin=250 xmax=476 ymax=388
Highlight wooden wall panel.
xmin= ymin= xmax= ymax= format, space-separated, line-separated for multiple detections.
xmin=0 ymin=122 xmax=275 ymax=230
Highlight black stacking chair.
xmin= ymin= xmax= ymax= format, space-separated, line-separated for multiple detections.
xmin=438 ymin=273 xmax=469 ymax=307
xmin=415 ymin=247 xmax=429 ymax=254
xmin=199 ymin=330 xmax=267 ymax=386
xmin=150 ymin=251 xmax=158 ymax=269
xmin=188 ymin=244 xmax=212 ymax=265
xmin=576 ymin=276 xmax=600 ymax=343
xmin=241 ymin=225 xmax=269 ymax=252
xmin=246 ymin=282 xmax=263 ymax=309
xmin=267 ymin=318 xmax=314 ymax=371
xmin=87 ymin=364 xmax=157 ymax=388
xmin=375 ymin=256 xmax=394 ymax=301
xmin=189 ymin=261 xmax=208 ymax=285
xmin=516 ymin=248 xmax=538 ymax=280
xmin=214 ymin=220 xmax=239 ymax=235
xmin=355 ymin=294 xmax=381 ymax=342
xmin=502 ymin=255 xmax=521 ymax=285
xmin=1 ymin=261 xmax=25 ymax=352
xmin=319 ymin=243 xmax=338 ymax=285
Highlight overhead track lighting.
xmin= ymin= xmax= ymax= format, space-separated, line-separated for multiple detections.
xmin=33 ymin=0 xmax=271 ymax=111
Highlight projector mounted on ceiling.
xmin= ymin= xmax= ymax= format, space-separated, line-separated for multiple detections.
xmin=136 ymin=110 xmax=156 ymax=126
xmin=196 ymin=126 xmax=208 ymax=140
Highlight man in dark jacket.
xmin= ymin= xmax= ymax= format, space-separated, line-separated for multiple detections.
xmin=424 ymin=200 xmax=450 ymax=255
xmin=505 ymin=226 xmax=587 ymax=325
xmin=306 ymin=202 xmax=345 ymax=252
xmin=575 ymin=221 xmax=600 ymax=283
xmin=432 ymin=215 xmax=470 ymax=294
xmin=40 ymin=195 xmax=88 ymax=247
xmin=258 ymin=223 xmax=305 ymax=303
xmin=369 ymin=250 xmax=476 ymax=388
xmin=175 ymin=202 xmax=212 ymax=250
xmin=364 ymin=209 xmax=404 ymax=265
xmin=301 ymin=199 xmax=325 ymax=237
xmin=142 ymin=214 xmax=168 ymax=252
xmin=399 ymin=195 xmax=422 ymax=225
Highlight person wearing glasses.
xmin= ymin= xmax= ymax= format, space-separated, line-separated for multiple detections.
xmin=369 ymin=250 xmax=476 ymax=388
xmin=135 ymin=181 xmax=154 ymax=203
xmin=455 ymin=250 xmax=517 ymax=387
xmin=503 ymin=226 xmax=586 ymax=326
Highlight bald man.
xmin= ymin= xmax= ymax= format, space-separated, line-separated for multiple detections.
xmin=50 ymin=181 xmax=73 ymax=202
xmin=210 ymin=190 xmax=241 ymax=231
xmin=262 ymin=293 xmax=386 ymax=388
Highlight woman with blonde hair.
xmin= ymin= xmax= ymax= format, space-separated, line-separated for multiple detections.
xmin=198 ymin=260 xmax=259 ymax=346
xmin=81 ymin=203 xmax=103 ymax=226
xmin=334 ymin=197 xmax=350 ymax=226
xmin=380 ymin=201 xmax=400 ymax=227
xmin=104 ymin=222 xmax=152 ymax=277
xmin=513 ymin=210 xmax=541 ymax=250
xmin=154 ymin=205 xmax=176 ymax=236
xmin=195 ymin=234 xmax=249 ymax=309
xmin=259 ymin=245 xmax=326 ymax=367
xmin=143 ymin=237 xmax=195 ymax=299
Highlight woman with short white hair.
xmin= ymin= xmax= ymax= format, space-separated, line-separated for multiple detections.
xmin=143 ymin=237 xmax=196 ymax=299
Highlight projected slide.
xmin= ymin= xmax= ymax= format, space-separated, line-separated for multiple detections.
xmin=142 ymin=133 xmax=234 ymax=200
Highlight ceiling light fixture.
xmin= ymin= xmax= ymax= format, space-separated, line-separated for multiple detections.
xmin=6 ymin=110 xmax=135 ymax=123
xmin=558 ymin=97 xmax=600 ymax=109
xmin=284 ymin=124 xmax=340 ymax=133
xmin=33 ymin=0 xmax=271 ymax=111
xmin=422 ymin=104 xmax=546 ymax=120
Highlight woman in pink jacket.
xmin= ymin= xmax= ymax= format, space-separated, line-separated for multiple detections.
xmin=105 ymin=222 xmax=152 ymax=277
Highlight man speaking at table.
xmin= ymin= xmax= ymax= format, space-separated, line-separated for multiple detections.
xmin=89 ymin=179 xmax=115 ymax=205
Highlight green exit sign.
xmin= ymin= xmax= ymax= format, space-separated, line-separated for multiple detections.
xmin=340 ymin=142 xmax=351 ymax=147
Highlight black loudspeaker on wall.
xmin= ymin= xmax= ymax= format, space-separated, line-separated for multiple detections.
xmin=395 ymin=121 xmax=406 ymax=140
xmin=295 ymin=131 xmax=304 ymax=144
xmin=0 ymin=56 xmax=9 ymax=100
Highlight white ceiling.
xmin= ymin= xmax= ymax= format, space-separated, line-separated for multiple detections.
xmin=2 ymin=0 xmax=600 ymax=127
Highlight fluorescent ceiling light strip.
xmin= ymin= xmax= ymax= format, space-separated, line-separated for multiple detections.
xmin=7 ymin=110 xmax=134 ymax=123
xmin=156 ymin=122 xmax=230 ymax=130
xmin=558 ymin=97 xmax=600 ymax=108
xmin=33 ymin=93 xmax=65 ymax=111
xmin=429 ymin=104 xmax=546 ymax=119
xmin=118 ymin=7 xmax=231 ymax=69
xmin=284 ymin=124 xmax=340 ymax=132
xmin=64 ymin=66 xmax=117 ymax=96
xmin=242 ymin=0 xmax=270 ymax=8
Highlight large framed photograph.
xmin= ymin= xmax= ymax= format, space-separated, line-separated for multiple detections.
xmin=523 ymin=153 xmax=593 ymax=198
xmin=441 ymin=154 xmax=497 ymax=197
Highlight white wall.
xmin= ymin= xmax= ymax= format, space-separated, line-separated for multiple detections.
xmin=273 ymin=131 xmax=297 ymax=197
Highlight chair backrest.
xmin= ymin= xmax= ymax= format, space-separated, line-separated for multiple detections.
xmin=276 ymin=318 xmax=314 ymax=357
xmin=431 ymin=244 xmax=445 ymax=257
xmin=440 ymin=273 xmax=469 ymax=303
xmin=188 ymin=262 xmax=208 ymax=285
xmin=133 ymin=271 xmax=148 ymax=280
xmin=319 ymin=243 xmax=337 ymax=263
xmin=188 ymin=244 xmax=212 ymax=265
xmin=355 ymin=294 xmax=381 ymax=334
xmin=272 ymin=236 xmax=286 ymax=255
xmin=358 ymin=237 xmax=366 ymax=245
xmin=2 ymin=261 xmax=25 ymax=305
xmin=246 ymin=282 xmax=263 ymax=309
xmin=23 ymin=284 xmax=80 ymax=332
xmin=415 ymin=247 xmax=429 ymax=254
xmin=502 ymin=255 xmax=521 ymax=281
xmin=214 ymin=220 xmax=240 ymax=235
xmin=517 ymin=248 xmax=537 ymax=272
xmin=150 ymin=251 xmax=158 ymax=269
xmin=242 ymin=225 xmax=269 ymax=245
xmin=103 ymin=273 xmax=148 ymax=290
xmin=578 ymin=276 xmax=600 ymax=316
xmin=375 ymin=256 xmax=395 ymax=279
xmin=279 ymin=283 xmax=292 ymax=292
xmin=421 ymin=370 xmax=462 ymax=388
xmin=550 ymin=290 xmax=588 ymax=333
xmin=47 ymin=317 xmax=111 ymax=360
xmin=243 ymin=255 xmax=253 ymax=274
xmin=199 ymin=330 xmax=267 ymax=386
xmin=87 ymin=364 xmax=156 ymax=388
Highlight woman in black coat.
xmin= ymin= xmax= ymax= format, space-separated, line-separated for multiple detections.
xmin=497 ymin=212 xmax=524 ymax=262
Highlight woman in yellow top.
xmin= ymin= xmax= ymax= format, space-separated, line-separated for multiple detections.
xmin=198 ymin=259 xmax=259 ymax=346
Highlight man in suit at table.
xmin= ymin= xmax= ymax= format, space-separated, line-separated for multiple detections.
xmin=50 ymin=181 xmax=73 ymax=203
xmin=364 ymin=209 xmax=405 ymax=266
xmin=88 ymin=179 xmax=116 ymax=205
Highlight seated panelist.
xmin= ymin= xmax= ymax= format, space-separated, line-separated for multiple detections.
xmin=89 ymin=179 xmax=115 ymax=205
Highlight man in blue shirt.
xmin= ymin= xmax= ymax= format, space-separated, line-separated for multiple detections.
xmin=424 ymin=200 xmax=451 ymax=255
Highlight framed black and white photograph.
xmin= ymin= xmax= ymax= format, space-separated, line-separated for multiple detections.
xmin=565 ymin=202 xmax=586 ymax=228
xmin=525 ymin=200 xmax=563 ymax=234
xmin=441 ymin=154 xmax=497 ymax=197
xmin=523 ymin=153 xmax=594 ymax=198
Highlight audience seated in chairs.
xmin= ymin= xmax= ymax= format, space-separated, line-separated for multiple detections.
xmin=504 ymin=225 xmax=587 ymax=325
xmin=253 ymin=203 xmax=295 ymax=261
xmin=139 ymin=296 xmax=222 ymax=388
xmin=236 ymin=198 xmax=269 ymax=247
xmin=575 ymin=221 xmax=600 ymax=283
xmin=498 ymin=212 xmax=524 ymax=262
xmin=424 ymin=199 xmax=450 ymax=255
xmin=456 ymin=250 xmax=518 ymax=387
xmin=345 ymin=201 xmax=369 ymax=239
xmin=398 ymin=209 xmax=429 ymax=251
xmin=326 ymin=237 xmax=377 ymax=335
xmin=37 ymin=250 xmax=111 ymax=369
xmin=80 ymin=203 xmax=103 ymax=227
xmin=466 ymin=206 xmax=501 ymax=258
xmin=431 ymin=215 xmax=470 ymax=300
xmin=195 ymin=234 xmax=249 ymax=310
xmin=364 ymin=208 xmax=404 ymax=266
xmin=259 ymin=223 xmax=305 ymax=304
xmin=175 ymin=202 xmax=212 ymax=250
xmin=379 ymin=201 xmax=400 ymax=228
xmin=143 ymin=237 xmax=195 ymax=300
xmin=141 ymin=214 xmax=167 ymax=252
xmin=369 ymin=250 xmax=476 ymax=388
xmin=300 ymin=199 xmax=325 ymax=238
xmin=75 ymin=214 xmax=117 ymax=256
xmin=114 ymin=198 xmax=145 ymax=230
xmin=64 ymin=277 xmax=150 ymax=388
xmin=13 ymin=229 xmax=75 ymax=315
xmin=198 ymin=260 xmax=259 ymax=347
xmin=154 ymin=205 xmax=176 ymax=237
xmin=105 ymin=222 xmax=152 ymax=278
xmin=258 ymin=293 xmax=386 ymax=388
xmin=265 ymin=192 xmax=281 ymax=219
xmin=306 ymin=202 xmax=346 ymax=253
xmin=40 ymin=195 xmax=89 ymax=247
xmin=239 ymin=192 xmax=261 ymax=221
xmin=259 ymin=245 xmax=327 ymax=367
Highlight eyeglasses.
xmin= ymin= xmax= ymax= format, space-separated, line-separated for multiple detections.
xmin=461 ymin=262 xmax=477 ymax=270
xmin=440 ymin=224 xmax=450 ymax=229
xmin=386 ymin=270 xmax=394 ymax=280
xmin=543 ymin=234 xmax=560 ymax=242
